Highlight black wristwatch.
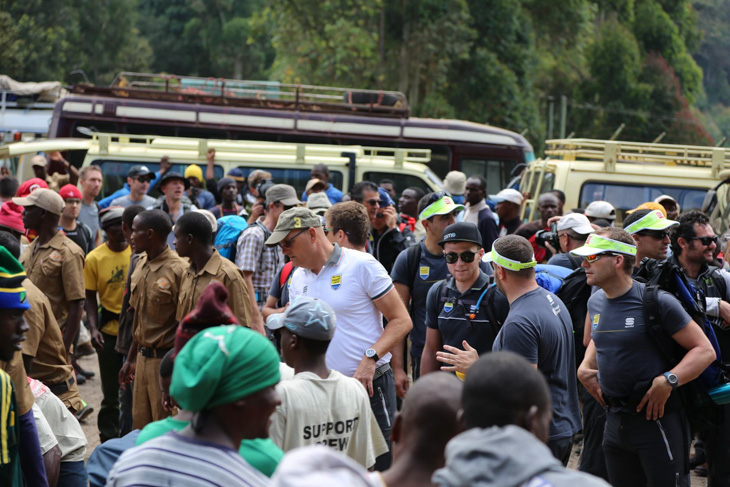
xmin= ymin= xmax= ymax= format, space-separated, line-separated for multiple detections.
xmin=365 ymin=348 xmax=379 ymax=362
xmin=663 ymin=372 xmax=679 ymax=390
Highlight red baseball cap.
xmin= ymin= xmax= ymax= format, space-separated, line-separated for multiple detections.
xmin=0 ymin=202 xmax=25 ymax=234
xmin=16 ymin=178 xmax=48 ymax=198
xmin=58 ymin=184 xmax=82 ymax=200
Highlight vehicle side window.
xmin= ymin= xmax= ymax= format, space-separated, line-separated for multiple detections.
xmin=362 ymin=172 xmax=431 ymax=199
xmin=580 ymin=182 xmax=706 ymax=215
xmin=236 ymin=167 xmax=344 ymax=197
xmin=460 ymin=158 xmax=518 ymax=195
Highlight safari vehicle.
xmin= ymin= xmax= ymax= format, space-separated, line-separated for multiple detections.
xmin=519 ymin=138 xmax=730 ymax=224
xmin=49 ymin=72 xmax=533 ymax=194
xmin=0 ymin=132 xmax=443 ymax=199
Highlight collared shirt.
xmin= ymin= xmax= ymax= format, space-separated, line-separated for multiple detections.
xmin=177 ymin=250 xmax=253 ymax=327
xmin=129 ymin=247 xmax=187 ymax=349
xmin=20 ymin=278 xmax=74 ymax=388
xmin=236 ymin=221 xmax=283 ymax=304
xmin=0 ymin=352 xmax=34 ymax=416
xmin=20 ymin=230 xmax=85 ymax=328
xmin=288 ymin=244 xmax=394 ymax=377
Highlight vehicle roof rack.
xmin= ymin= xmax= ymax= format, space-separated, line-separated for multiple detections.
xmin=545 ymin=138 xmax=730 ymax=178
xmin=70 ymin=72 xmax=410 ymax=119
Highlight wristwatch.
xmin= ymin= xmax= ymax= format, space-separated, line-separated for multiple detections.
xmin=365 ymin=348 xmax=379 ymax=362
xmin=663 ymin=372 xmax=679 ymax=390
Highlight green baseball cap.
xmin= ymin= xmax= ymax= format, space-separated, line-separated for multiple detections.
xmin=265 ymin=207 xmax=322 ymax=246
xmin=482 ymin=239 xmax=537 ymax=271
xmin=623 ymin=210 xmax=678 ymax=235
xmin=570 ymin=233 xmax=637 ymax=257
xmin=418 ymin=192 xmax=465 ymax=221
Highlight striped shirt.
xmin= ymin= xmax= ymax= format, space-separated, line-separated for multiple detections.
xmin=106 ymin=431 xmax=268 ymax=487
xmin=0 ymin=369 xmax=21 ymax=486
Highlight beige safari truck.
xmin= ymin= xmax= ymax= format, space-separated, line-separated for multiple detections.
xmin=519 ymin=138 xmax=730 ymax=225
xmin=0 ymin=132 xmax=444 ymax=199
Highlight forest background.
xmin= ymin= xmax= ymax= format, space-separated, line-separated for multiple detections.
xmin=2 ymin=0 xmax=730 ymax=153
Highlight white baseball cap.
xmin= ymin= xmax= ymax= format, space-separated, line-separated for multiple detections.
xmin=556 ymin=213 xmax=595 ymax=235
xmin=489 ymin=189 xmax=524 ymax=205
xmin=584 ymin=201 xmax=616 ymax=221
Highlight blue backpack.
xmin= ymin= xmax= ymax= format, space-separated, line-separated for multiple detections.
xmin=534 ymin=264 xmax=574 ymax=293
xmin=214 ymin=215 xmax=249 ymax=261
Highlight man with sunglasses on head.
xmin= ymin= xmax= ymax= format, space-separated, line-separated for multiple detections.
xmin=623 ymin=208 xmax=678 ymax=274
xmin=266 ymin=207 xmax=412 ymax=470
xmin=574 ymin=228 xmax=715 ymax=487
xmin=670 ymin=211 xmax=730 ymax=485
xmin=488 ymin=234 xmax=581 ymax=466
xmin=420 ymin=222 xmax=509 ymax=378
xmin=235 ymin=184 xmax=295 ymax=333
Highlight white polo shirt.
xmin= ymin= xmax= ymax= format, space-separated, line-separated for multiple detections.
xmin=289 ymin=244 xmax=393 ymax=376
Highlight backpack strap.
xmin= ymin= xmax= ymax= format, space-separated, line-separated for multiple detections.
xmin=406 ymin=243 xmax=423 ymax=294
xmin=280 ymin=261 xmax=294 ymax=287
xmin=643 ymin=284 xmax=678 ymax=366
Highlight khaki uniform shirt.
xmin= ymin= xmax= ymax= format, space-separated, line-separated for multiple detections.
xmin=130 ymin=247 xmax=187 ymax=349
xmin=177 ymin=250 xmax=253 ymax=326
xmin=0 ymin=352 xmax=34 ymax=416
xmin=21 ymin=278 xmax=74 ymax=386
xmin=20 ymin=231 xmax=85 ymax=329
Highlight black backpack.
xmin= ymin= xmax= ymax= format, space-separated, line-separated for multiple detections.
xmin=555 ymin=267 xmax=592 ymax=367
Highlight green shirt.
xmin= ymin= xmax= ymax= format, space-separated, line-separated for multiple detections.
xmin=137 ymin=416 xmax=283 ymax=477
xmin=0 ymin=370 xmax=22 ymax=486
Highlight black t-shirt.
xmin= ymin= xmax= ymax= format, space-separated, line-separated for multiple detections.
xmin=61 ymin=221 xmax=93 ymax=255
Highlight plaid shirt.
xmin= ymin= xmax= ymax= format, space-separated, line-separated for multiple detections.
xmin=235 ymin=221 xmax=283 ymax=304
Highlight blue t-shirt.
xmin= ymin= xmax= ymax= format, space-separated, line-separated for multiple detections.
xmin=493 ymin=287 xmax=581 ymax=441
xmin=301 ymin=184 xmax=344 ymax=204
xmin=589 ymin=281 xmax=690 ymax=399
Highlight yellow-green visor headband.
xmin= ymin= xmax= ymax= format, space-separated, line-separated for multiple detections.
xmin=570 ymin=234 xmax=637 ymax=257
xmin=624 ymin=210 xmax=678 ymax=235
xmin=482 ymin=245 xmax=537 ymax=271
xmin=419 ymin=194 xmax=465 ymax=221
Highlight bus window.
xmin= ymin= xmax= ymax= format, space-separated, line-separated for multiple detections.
xmin=236 ymin=166 xmax=344 ymax=197
xmin=460 ymin=158 xmax=517 ymax=194
xmin=72 ymin=121 xmax=120 ymax=138
xmin=362 ymin=172 xmax=433 ymax=198
xmin=579 ymin=182 xmax=707 ymax=218
xmin=94 ymin=160 xmax=224 ymax=199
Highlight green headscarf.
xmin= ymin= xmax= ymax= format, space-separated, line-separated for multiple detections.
xmin=170 ymin=325 xmax=281 ymax=412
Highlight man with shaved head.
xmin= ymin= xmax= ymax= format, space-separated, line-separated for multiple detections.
xmin=378 ymin=372 xmax=462 ymax=487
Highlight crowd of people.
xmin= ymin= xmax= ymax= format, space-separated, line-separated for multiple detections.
xmin=0 ymin=152 xmax=728 ymax=487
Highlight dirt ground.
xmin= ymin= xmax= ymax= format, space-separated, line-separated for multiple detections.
xmin=75 ymin=352 xmax=708 ymax=485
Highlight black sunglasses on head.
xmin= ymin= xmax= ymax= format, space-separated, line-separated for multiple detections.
xmin=427 ymin=190 xmax=452 ymax=206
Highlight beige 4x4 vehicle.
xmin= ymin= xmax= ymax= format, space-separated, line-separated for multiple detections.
xmin=519 ymin=138 xmax=730 ymax=226
xmin=1 ymin=132 xmax=444 ymax=198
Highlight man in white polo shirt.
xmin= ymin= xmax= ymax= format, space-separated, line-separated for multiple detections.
xmin=266 ymin=207 xmax=412 ymax=471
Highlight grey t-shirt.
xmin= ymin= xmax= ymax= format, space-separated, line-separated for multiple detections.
xmin=111 ymin=194 xmax=156 ymax=209
xmin=78 ymin=202 xmax=99 ymax=248
xmin=547 ymin=252 xmax=582 ymax=270
xmin=493 ymin=287 xmax=581 ymax=441
xmin=589 ymin=281 xmax=690 ymax=399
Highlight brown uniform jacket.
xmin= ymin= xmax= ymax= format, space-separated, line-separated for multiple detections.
xmin=0 ymin=353 xmax=34 ymax=416
xmin=20 ymin=230 xmax=85 ymax=329
xmin=130 ymin=247 xmax=187 ymax=349
xmin=20 ymin=278 xmax=74 ymax=387
xmin=177 ymin=250 xmax=253 ymax=326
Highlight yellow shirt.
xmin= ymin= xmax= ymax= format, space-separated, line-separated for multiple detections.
xmin=84 ymin=243 xmax=131 ymax=336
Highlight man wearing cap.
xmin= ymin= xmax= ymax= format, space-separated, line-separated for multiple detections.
xmin=84 ymin=207 xmax=132 ymax=442
xmin=175 ymin=211 xmax=256 ymax=332
xmin=656 ymin=195 xmax=680 ymax=220
xmin=584 ymin=201 xmax=616 ymax=224
xmin=0 ymin=202 xmax=25 ymax=240
xmin=99 ymin=156 xmax=171 ymax=210
xmin=107 ymin=325 xmax=278 ymax=486
xmin=420 ymin=222 xmax=509 ymax=378
xmin=463 ymin=176 xmax=499 ymax=252
xmin=490 ymin=188 xmax=524 ymax=237
xmin=442 ymin=171 xmax=467 ymax=205
xmin=123 ymin=209 xmax=188 ymax=430
xmin=210 ymin=177 xmax=244 ymax=219
xmin=110 ymin=166 xmax=157 ymax=209
xmin=184 ymin=164 xmax=215 ymax=210
xmin=516 ymin=192 xmax=562 ymax=264
xmin=623 ymin=209 xmax=678 ymax=273
xmin=301 ymin=164 xmax=344 ymax=204
xmin=574 ymin=227 xmax=715 ymax=486
xmin=58 ymin=184 xmax=94 ymax=255
xmin=236 ymin=184 xmax=294 ymax=332
xmin=267 ymin=207 xmax=412 ymax=470
xmin=488 ymin=235 xmax=581 ymax=465
xmin=391 ymin=192 xmax=465 ymax=384
xmin=15 ymin=189 xmax=85 ymax=359
xmin=268 ymin=297 xmax=388 ymax=468
xmin=152 ymin=171 xmax=197 ymax=250
xmin=306 ymin=192 xmax=332 ymax=216
xmin=548 ymin=213 xmax=595 ymax=270
xmin=305 ymin=178 xmax=327 ymax=197
xmin=0 ymin=246 xmax=32 ymax=487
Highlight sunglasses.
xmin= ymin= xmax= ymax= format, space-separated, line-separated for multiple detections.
xmin=583 ymin=252 xmax=618 ymax=263
xmin=363 ymin=198 xmax=380 ymax=207
xmin=637 ymin=230 xmax=670 ymax=240
xmin=280 ymin=228 xmax=308 ymax=248
xmin=688 ymin=235 xmax=718 ymax=246
xmin=444 ymin=251 xmax=478 ymax=264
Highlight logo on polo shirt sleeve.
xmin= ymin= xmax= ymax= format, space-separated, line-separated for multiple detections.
xmin=331 ymin=275 xmax=342 ymax=291
xmin=419 ymin=266 xmax=430 ymax=280
xmin=592 ymin=313 xmax=600 ymax=330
